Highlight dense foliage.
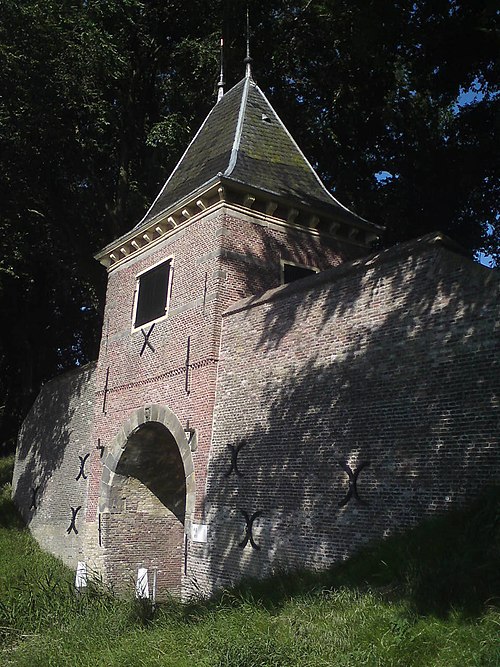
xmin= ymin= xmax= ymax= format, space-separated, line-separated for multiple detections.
xmin=0 ymin=0 xmax=498 ymax=451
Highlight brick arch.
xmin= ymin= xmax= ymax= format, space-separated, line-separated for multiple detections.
xmin=99 ymin=404 xmax=195 ymax=531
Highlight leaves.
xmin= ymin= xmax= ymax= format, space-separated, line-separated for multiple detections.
xmin=0 ymin=0 xmax=498 ymax=451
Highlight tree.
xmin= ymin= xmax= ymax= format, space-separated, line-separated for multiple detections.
xmin=0 ymin=0 xmax=498 ymax=451
xmin=0 ymin=0 xmax=220 ymax=451
xmin=241 ymin=0 xmax=499 ymax=257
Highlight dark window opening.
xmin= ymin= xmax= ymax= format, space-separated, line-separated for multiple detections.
xmin=282 ymin=262 xmax=317 ymax=285
xmin=134 ymin=260 xmax=171 ymax=328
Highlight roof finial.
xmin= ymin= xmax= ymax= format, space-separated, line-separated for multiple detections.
xmin=244 ymin=5 xmax=253 ymax=79
xmin=217 ymin=37 xmax=225 ymax=102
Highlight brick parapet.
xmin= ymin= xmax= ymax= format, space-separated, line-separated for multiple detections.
xmin=187 ymin=240 xmax=499 ymax=595
xmin=12 ymin=363 xmax=97 ymax=569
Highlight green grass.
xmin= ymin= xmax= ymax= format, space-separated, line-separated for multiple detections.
xmin=1 ymin=456 xmax=499 ymax=666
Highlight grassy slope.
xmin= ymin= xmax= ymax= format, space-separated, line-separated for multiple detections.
xmin=0 ymin=455 xmax=498 ymax=667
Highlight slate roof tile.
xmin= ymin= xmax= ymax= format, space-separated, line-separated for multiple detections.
xmin=137 ymin=76 xmax=374 ymax=230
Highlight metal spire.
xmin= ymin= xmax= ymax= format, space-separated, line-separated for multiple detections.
xmin=244 ymin=5 xmax=253 ymax=79
xmin=217 ymin=37 xmax=225 ymax=102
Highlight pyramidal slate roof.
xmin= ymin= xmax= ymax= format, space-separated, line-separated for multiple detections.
xmin=137 ymin=75 xmax=372 ymax=230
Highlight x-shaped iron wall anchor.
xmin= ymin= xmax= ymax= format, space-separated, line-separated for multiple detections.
xmin=338 ymin=460 xmax=370 ymax=506
xmin=96 ymin=439 xmax=105 ymax=458
xmin=30 ymin=485 xmax=40 ymax=510
xmin=140 ymin=324 xmax=155 ymax=356
xmin=76 ymin=453 xmax=90 ymax=481
xmin=225 ymin=440 xmax=246 ymax=477
xmin=239 ymin=509 xmax=263 ymax=550
xmin=67 ymin=506 xmax=82 ymax=535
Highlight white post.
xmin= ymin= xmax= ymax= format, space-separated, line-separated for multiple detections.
xmin=152 ymin=568 xmax=157 ymax=609
xmin=75 ymin=561 xmax=87 ymax=592
xmin=135 ymin=567 xmax=149 ymax=599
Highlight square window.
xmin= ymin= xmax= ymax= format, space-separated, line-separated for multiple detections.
xmin=133 ymin=259 xmax=172 ymax=329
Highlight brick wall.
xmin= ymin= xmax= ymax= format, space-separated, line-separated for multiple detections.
xmin=13 ymin=218 xmax=498 ymax=600
xmin=12 ymin=363 xmax=96 ymax=568
xmin=84 ymin=204 xmax=345 ymax=596
xmin=187 ymin=236 xmax=499 ymax=595
xmin=102 ymin=476 xmax=185 ymax=596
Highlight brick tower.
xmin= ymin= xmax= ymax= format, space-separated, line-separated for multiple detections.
xmin=85 ymin=67 xmax=382 ymax=597
xmin=13 ymin=58 xmax=499 ymax=603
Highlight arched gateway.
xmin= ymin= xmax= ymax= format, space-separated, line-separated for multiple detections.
xmin=98 ymin=405 xmax=195 ymax=597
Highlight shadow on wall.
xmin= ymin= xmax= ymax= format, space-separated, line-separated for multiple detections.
xmin=187 ymin=486 xmax=499 ymax=619
xmin=115 ymin=422 xmax=186 ymax=523
xmin=217 ymin=214 xmax=360 ymax=307
xmin=13 ymin=363 xmax=96 ymax=523
xmin=192 ymin=237 xmax=499 ymax=598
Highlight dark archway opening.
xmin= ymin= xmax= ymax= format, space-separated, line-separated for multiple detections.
xmin=104 ymin=421 xmax=186 ymax=597
xmin=117 ymin=422 xmax=186 ymax=522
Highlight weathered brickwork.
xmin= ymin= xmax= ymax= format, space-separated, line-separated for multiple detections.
xmin=217 ymin=209 xmax=350 ymax=308
xmin=13 ymin=211 xmax=499 ymax=601
xmin=12 ymin=206 xmax=352 ymax=595
xmin=102 ymin=477 xmax=184 ymax=596
xmin=87 ymin=211 xmax=340 ymax=491
xmin=12 ymin=363 xmax=96 ymax=568
xmin=186 ymin=237 xmax=499 ymax=595
xmin=82 ymin=204 xmax=344 ymax=596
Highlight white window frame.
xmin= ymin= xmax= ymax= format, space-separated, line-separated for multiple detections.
xmin=280 ymin=259 xmax=319 ymax=285
xmin=131 ymin=255 xmax=174 ymax=333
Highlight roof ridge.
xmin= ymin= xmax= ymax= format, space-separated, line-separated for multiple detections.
xmin=224 ymin=77 xmax=250 ymax=178
xmin=134 ymin=79 xmax=246 ymax=230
